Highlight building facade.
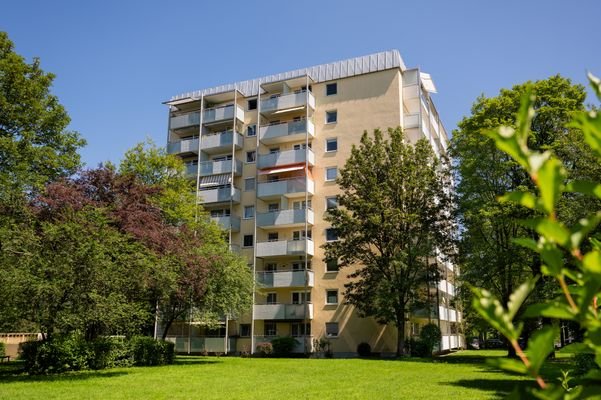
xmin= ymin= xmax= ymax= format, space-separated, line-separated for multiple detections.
xmin=163 ymin=50 xmax=462 ymax=356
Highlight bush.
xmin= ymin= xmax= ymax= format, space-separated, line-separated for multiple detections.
xmin=419 ymin=323 xmax=441 ymax=356
xmin=270 ymin=337 xmax=299 ymax=356
xmin=88 ymin=337 xmax=133 ymax=369
xmin=408 ymin=338 xmax=430 ymax=358
xmin=0 ymin=342 xmax=5 ymax=358
xmin=130 ymin=336 xmax=174 ymax=366
xmin=357 ymin=342 xmax=371 ymax=357
xmin=21 ymin=335 xmax=91 ymax=374
xmin=255 ymin=342 xmax=273 ymax=357
xmin=574 ymin=353 xmax=599 ymax=376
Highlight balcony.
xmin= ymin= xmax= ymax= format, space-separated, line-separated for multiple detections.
xmin=211 ymin=215 xmax=241 ymax=232
xmin=253 ymin=303 xmax=314 ymax=320
xmin=201 ymin=130 xmax=244 ymax=154
xmin=403 ymin=113 xmax=420 ymax=129
xmin=257 ymin=148 xmax=315 ymax=169
xmin=185 ymin=164 xmax=198 ymax=177
xmin=256 ymin=270 xmax=314 ymax=288
xmin=257 ymin=177 xmax=314 ymax=200
xmin=259 ymin=120 xmax=315 ymax=145
xmin=261 ymin=91 xmax=315 ymax=115
xmin=167 ymin=138 xmax=199 ymax=156
xmin=256 ymin=208 xmax=314 ymax=229
xmin=170 ymin=112 xmax=200 ymax=131
xmin=254 ymin=336 xmax=313 ymax=353
xmin=256 ymin=239 xmax=315 ymax=258
xmin=167 ymin=336 xmax=236 ymax=353
xmin=198 ymin=186 xmax=241 ymax=204
xmin=200 ymin=159 xmax=243 ymax=176
xmin=203 ymin=104 xmax=244 ymax=125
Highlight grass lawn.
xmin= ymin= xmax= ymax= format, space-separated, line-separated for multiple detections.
xmin=0 ymin=350 xmax=572 ymax=399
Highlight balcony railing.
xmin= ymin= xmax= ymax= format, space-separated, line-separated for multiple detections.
xmin=256 ymin=270 xmax=315 ymax=288
xmin=253 ymin=303 xmax=314 ymax=320
xmin=256 ymin=208 xmax=314 ymax=228
xmin=261 ymin=91 xmax=315 ymax=114
xmin=198 ymin=186 xmax=241 ymax=204
xmin=259 ymin=120 xmax=315 ymax=144
xmin=403 ymin=113 xmax=420 ymax=129
xmin=211 ymin=215 xmax=241 ymax=232
xmin=166 ymin=336 xmax=236 ymax=353
xmin=201 ymin=130 xmax=244 ymax=153
xmin=170 ymin=112 xmax=200 ymax=130
xmin=203 ymin=104 xmax=244 ymax=125
xmin=200 ymin=159 xmax=243 ymax=176
xmin=257 ymin=177 xmax=314 ymax=199
xmin=256 ymin=239 xmax=315 ymax=257
xmin=257 ymin=148 xmax=315 ymax=169
xmin=167 ymin=138 xmax=199 ymax=155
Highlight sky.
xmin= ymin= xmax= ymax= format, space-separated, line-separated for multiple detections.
xmin=2 ymin=0 xmax=599 ymax=168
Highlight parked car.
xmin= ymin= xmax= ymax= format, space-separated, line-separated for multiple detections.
xmin=484 ymin=338 xmax=504 ymax=349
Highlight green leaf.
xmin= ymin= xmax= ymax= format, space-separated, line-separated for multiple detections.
xmin=484 ymin=127 xmax=530 ymax=170
xmin=526 ymin=325 xmax=558 ymax=376
xmin=540 ymin=243 xmax=563 ymax=277
xmin=535 ymin=158 xmax=566 ymax=214
xmin=471 ymin=286 xmax=520 ymax=341
xmin=508 ymin=278 xmax=537 ymax=320
xmin=557 ymin=342 xmax=591 ymax=354
xmin=589 ymin=72 xmax=601 ymax=99
xmin=570 ymin=110 xmax=601 ymax=158
xmin=566 ymin=180 xmax=601 ymax=199
xmin=583 ymin=250 xmax=601 ymax=276
xmin=512 ymin=237 xmax=539 ymax=252
xmin=499 ymin=191 xmax=540 ymax=211
xmin=523 ymin=302 xmax=576 ymax=320
xmin=486 ymin=357 xmax=528 ymax=374
xmin=522 ymin=219 xmax=570 ymax=247
xmin=570 ymin=213 xmax=601 ymax=249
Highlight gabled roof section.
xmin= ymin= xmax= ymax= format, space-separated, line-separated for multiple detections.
xmin=168 ymin=50 xmax=406 ymax=103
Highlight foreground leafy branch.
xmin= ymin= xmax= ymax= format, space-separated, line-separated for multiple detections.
xmin=471 ymin=73 xmax=601 ymax=398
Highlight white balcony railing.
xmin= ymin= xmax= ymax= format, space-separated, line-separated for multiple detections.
xmin=199 ymin=159 xmax=243 ymax=176
xmin=257 ymin=178 xmax=314 ymax=199
xmin=257 ymin=148 xmax=315 ymax=169
xmin=256 ymin=208 xmax=314 ymax=228
xmin=198 ymin=186 xmax=241 ymax=204
xmin=211 ymin=215 xmax=241 ymax=232
xmin=170 ymin=112 xmax=200 ymax=130
xmin=256 ymin=239 xmax=315 ymax=257
xmin=253 ymin=303 xmax=314 ymax=320
xmin=261 ymin=91 xmax=315 ymax=114
xmin=203 ymin=104 xmax=244 ymax=124
xmin=167 ymin=138 xmax=199 ymax=155
xmin=256 ymin=270 xmax=315 ymax=288
xmin=201 ymin=130 xmax=244 ymax=152
xmin=259 ymin=120 xmax=315 ymax=144
xmin=403 ymin=113 xmax=420 ymax=129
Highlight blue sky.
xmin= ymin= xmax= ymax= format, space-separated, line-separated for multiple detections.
xmin=2 ymin=0 xmax=599 ymax=168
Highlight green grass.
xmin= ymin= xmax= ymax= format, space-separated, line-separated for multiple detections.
xmin=0 ymin=350 xmax=572 ymax=399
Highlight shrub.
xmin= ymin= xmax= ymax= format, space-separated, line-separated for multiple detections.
xmin=357 ymin=342 xmax=371 ymax=357
xmin=419 ymin=323 xmax=441 ymax=356
xmin=270 ymin=336 xmax=299 ymax=356
xmin=130 ymin=336 xmax=174 ymax=366
xmin=255 ymin=342 xmax=273 ymax=357
xmin=408 ymin=338 xmax=430 ymax=358
xmin=21 ymin=335 xmax=91 ymax=374
xmin=0 ymin=342 xmax=5 ymax=358
xmin=88 ymin=337 xmax=133 ymax=369
xmin=574 ymin=353 xmax=599 ymax=376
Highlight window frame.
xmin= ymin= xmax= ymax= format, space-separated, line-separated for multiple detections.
xmin=326 ymin=83 xmax=338 ymax=96
xmin=325 ymin=228 xmax=338 ymax=242
xmin=326 ymin=289 xmax=339 ymax=305
xmin=326 ymin=259 xmax=339 ymax=273
xmin=243 ymin=205 xmax=255 ymax=219
xmin=266 ymin=292 xmax=277 ymax=305
xmin=246 ymin=124 xmax=257 ymax=137
xmin=243 ymin=234 xmax=254 ymax=248
xmin=264 ymin=321 xmax=277 ymax=336
xmin=325 ymin=167 xmax=337 ymax=182
xmin=247 ymin=98 xmax=257 ymax=111
xmin=244 ymin=177 xmax=256 ymax=191
xmin=325 ymin=138 xmax=338 ymax=152
xmin=325 ymin=110 xmax=337 ymax=124
xmin=325 ymin=322 xmax=339 ymax=338
xmin=240 ymin=324 xmax=251 ymax=337
xmin=246 ymin=150 xmax=256 ymax=163
xmin=326 ymin=196 xmax=338 ymax=210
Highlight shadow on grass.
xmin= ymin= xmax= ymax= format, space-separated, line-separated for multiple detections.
xmin=172 ymin=356 xmax=223 ymax=366
xmin=446 ymin=378 xmax=532 ymax=399
xmin=0 ymin=368 xmax=129 ymax=384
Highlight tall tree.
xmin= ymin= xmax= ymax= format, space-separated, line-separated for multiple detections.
xmin=0 ymin=31 xmax=85 ymax=205
xmin=324 ymin=128 xmax=455 ymax=356
xmin=450 ymin=75 xmax=597 ymax=354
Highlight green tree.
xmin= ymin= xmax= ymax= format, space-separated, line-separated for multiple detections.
xmin=324 ymin=128 xmax=455 ymax=356
xmin=450 ymin=76 xmax=596 ymax=354
xmin=0 ymin=31 xmax=85 ymax=205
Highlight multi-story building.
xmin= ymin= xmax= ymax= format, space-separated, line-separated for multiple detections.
xmin=162 ymin=50 xmax=463 ymax=356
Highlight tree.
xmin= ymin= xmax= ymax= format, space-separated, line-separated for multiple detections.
xmin=0 ymin=32 xmax=85 ymax=205
xmin=324 ymin=128 xmax=455 ymax=356
xmin=450 ymin=75 xmax=597 ymax=355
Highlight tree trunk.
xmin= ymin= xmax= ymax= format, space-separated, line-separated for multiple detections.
xmin=161 ymin=317 xmax=174 ymax=340
xmin=396 ymin=311 xmax=406 ymax=357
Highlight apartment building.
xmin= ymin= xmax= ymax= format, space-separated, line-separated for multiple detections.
xmin=163 ymin=50 xmax=463 ymax=356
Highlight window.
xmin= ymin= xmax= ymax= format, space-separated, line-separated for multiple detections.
xmin=244 ymin=205 xmax=255 ymax=219
xmin=325 ymin=110 xmax=337 ymax=124
xmin=292 ymin=291 xmax=311 ymax=304
xmin=326 ymin=83 xmax=337 ymax=96
xmin=326 ymin=196 xmax=338 ymax=210
xmin=325 ymin=167 xmax=337 ymax=181
xmin=244 ymin=178 xmax=256 ymax=191
xmin=326 ymin=228 xmax=338 ymax=242
xmin=210 ymin=209 xmax=230 ymax=218
xmin=326 ymin=259 xmax=339 ymax=272
xmin=212 ymin=155 xmax=232 ymax=162
xmin=248 ymin=99 xmax=257 ymax=110
xmin=240 ymin=324 xmax=251 ymax=337
xmin=325 ymin=322 xmax=339 ymax=337
xmin=293 ymin=200 xmax=312 ymax=210
xmin=326 ymin=290 xmax=339 ymax=305
xmin=293 ymin=230 xmax=312 ymax=241
xmin=246 ymin=124 xmax=256 ymax=137
xmin=293 ymin=143 xmax=311 ymax=150
xmin=266 ymin=293 xmax=277 ymax=305
xmin=265 ymin=263 xmax=277 ymax=272
xmin=291 ymin=323 xmax=311 ymax=337
xmin=269 ymin=147 xmax=280 ymax=154
xmin=264 ymin=321 xmax=277 ymax=336
xmin=246 ymin=151 xmax=256 ymax=163
xmin=268 ymin=203 xmax=279 ymax=212
xmin=243 ymin=234 xmax=254 ymax=247
xmin=268 ymin=232 xmax=279 ymax=242
xmin=326 ymin=138 xmax=338 ymax=152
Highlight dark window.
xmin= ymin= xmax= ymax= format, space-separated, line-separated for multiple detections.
xmin=326 ymin=228 xmax=338 ymax=241
xmin=268 ymin=232 xmax=279 ymax=242
xmin=326 ymin=290 xmax=339 ymax=305
xmin=326 ymin=83 xmax=337 ymax=96
xmin=248 ymin=99 xmax=257 ymax=110
xmin=291 ymin=323 xmax=311 ymax=337
xmin=325 ymin=322 xmax=339 ymax=337
xmin=265 ymin=321 xmax=277 ymax=336
xmin=326 ymin=197 xmax=338 ymax=210
xmin=326 ymin=259 xmax=339 ymax=272
xmin=326 ymin=110 xmax=337 ymax=124
xmin=244 ymin=178 xmax=255 ymax=191
xmin=266 ymin=293 xmax=277 ymax=305
xmin=326 ymin=138 xmax=338 ymax=152
xmin=246 ymin=151 xmax=256 ymax=163
xmin=240 ymin=324 xmax=251 ymax=337
xmin=243 ymin=234 xmax=254 ymax=247
xmin=247 ymin=124 xmax=256 ymax=137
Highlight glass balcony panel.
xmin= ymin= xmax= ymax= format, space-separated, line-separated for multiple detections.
xmin=256 ymin=239 xmax=314 ymax=257
xmin=257 ymin=148 xmax=315 ymax=169
xmin=170 ymin=112 xmax=200 ymax=130
xmin=211 ymin=215 xmax=241 ymax=232
xmin=200 ymin=159 xmax=243 ymax=176
xmin=259 ymin=120 xmax=315 ymax=144
xmin=167 ymin=138 xmax=199 ymax=155
xmin=260 ymin=91 xmax=315 ymax=114
xmin=253 ymin=304 xmax=314 ymax=320
xmin=256 ymin=270 xmax=314 ymax=288
xmin=257 ymin=178 xmax=314 ymax=199
xmin=256 ymin=208 xmax=314 ymax=228
xmin=198 ymin=187 xmax=241 ymax=204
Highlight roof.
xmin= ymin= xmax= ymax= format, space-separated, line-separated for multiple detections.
xmin=168 ymin=50 xmax=407 ymax=102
